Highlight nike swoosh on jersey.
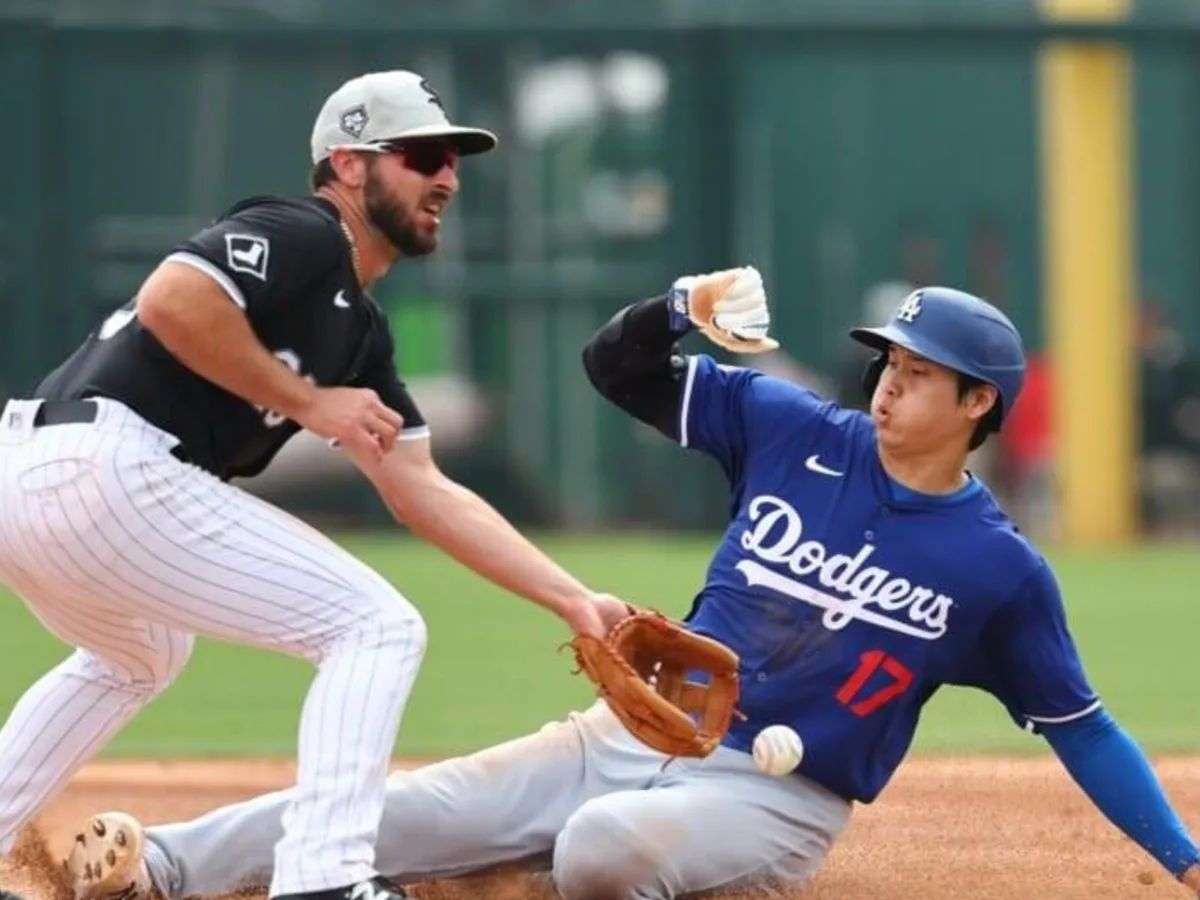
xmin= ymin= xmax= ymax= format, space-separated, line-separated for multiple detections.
xmin=804 ymin=454 xmax=844 ymax=477
xmin=333 ymin=290 xmax=351 ymax=308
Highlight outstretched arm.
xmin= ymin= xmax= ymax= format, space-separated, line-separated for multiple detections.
xmin=1042 ymin=708 xmax=1200 ymax=891
xmin=974 ymin=560 xmax=1199 ymax=891
xmin=348 ymin=436 xmax=630 ymax=639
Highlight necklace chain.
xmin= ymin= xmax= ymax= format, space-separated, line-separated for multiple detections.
xmin=338 ymin=218 xmax=362 ymax=284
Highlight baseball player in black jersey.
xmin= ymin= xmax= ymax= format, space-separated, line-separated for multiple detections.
xmin=0 ymin=70 xmax=629 ymax=900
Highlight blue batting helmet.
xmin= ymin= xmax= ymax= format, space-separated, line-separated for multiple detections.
xmin=849 ymin=286 xmax=1026 ymax=427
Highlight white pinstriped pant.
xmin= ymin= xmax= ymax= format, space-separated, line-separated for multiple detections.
xmin=0 ymin=398 xmax=427 ymax=896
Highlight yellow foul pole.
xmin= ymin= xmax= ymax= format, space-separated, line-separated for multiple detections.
xmin=1038 ymin=0 xmax=1137 ymax=543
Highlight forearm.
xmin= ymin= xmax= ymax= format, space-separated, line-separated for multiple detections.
xmin=582 ymin=294 xmax=689 ymax=439
xmin=386 ymin=470 xmax=593 ymax=617
xmin=138 ymin=262 xmax=317 ymax=419
xmin=1043 ymin=709 xmax=1200 ymax=879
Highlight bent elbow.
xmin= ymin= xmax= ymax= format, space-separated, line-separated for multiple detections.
xmin=135 ymin=260 xmax=234 ymax=341
xmin=581 ymin=337 xmax=603 ymax=392
xmin=135 ymin=289 xmax=174 ymax=336
xmin=134 ymin=270 xmax=197 ymax=340
xmin=581 ymin=334 xmax=622 ymax=401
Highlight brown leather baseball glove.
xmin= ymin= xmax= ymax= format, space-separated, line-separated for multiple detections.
xmin=570 ymin=611 xmax=740 ymax=758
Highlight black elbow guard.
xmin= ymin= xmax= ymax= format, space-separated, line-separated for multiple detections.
xmin=581 ymin=297 xmax=688 ymax=438
xmin=581 ymin=307 xmax=627 ymax=395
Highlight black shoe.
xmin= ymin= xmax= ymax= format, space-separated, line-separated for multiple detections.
xmin=274 ymin=876 xmax=408 ymax=900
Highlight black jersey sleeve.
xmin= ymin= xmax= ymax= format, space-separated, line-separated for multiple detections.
xmin=582 ymin=294 xmax=690 ymax=440
xmin=353 ymin=305 xmax=429 ymax=439
xmin=168 ymin=197 xmax=344 ymax=320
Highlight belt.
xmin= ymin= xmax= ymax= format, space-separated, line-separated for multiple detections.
xmin=33 ymin=399 xmax=190 ymax=463
xmin=33 ymin=399 xmax=97 ymax=426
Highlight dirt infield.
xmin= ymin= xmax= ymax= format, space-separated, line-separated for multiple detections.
xmin=2 ymin=756 xmax=1197 ymax=899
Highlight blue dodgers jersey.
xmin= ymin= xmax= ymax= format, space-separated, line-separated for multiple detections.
xmin=678 ymin=355 xmax=1098 ymax=803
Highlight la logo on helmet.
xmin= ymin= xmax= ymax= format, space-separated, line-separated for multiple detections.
xmin=896 ymin=292 xmax=923 ymax=323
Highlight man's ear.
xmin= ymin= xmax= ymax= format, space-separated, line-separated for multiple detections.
xmin=328 ymin=149 xmax=368 ymax=189
xmin=965 ymin=383 xmax=999 ymax=424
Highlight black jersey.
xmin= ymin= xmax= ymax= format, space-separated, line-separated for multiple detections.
xmin=36 ymin=196 xmax=426 ymax=481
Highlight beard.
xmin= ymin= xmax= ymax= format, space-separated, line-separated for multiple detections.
xmin=364 ymin=164 xmax=437 ymax=257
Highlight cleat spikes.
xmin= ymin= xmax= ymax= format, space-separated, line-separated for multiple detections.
xmin=65 ymin=811 xmax=150 ymax=900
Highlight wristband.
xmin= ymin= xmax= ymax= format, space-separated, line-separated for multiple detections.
xmin=666 ymin=286 xmax=694 ymax=336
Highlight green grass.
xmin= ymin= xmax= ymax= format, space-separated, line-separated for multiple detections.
xmin=0 ymin=535 xmax=1196 ymax=758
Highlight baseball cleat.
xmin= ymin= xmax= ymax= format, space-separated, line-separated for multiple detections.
xmin=273 ymin=876 xmax=409 ymax=900
xmin=64 ymin=811 xmax=153 ymax=900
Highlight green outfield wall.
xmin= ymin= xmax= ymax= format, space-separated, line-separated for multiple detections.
xmin=3 ymin=2 xmax=1199 ymax=527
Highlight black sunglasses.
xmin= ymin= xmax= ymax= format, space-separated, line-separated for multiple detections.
xmin=382 ymin=140 xmax=459 ymax=176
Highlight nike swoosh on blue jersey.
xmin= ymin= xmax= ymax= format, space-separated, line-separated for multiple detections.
xmin=804 ymin=454 xmax=843 ymax=477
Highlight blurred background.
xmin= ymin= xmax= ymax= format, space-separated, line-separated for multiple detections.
xmin=1 ymin=0 xmax=1198 ymax=758
xmin=4 ymin=0 xmax=1200 ymax=542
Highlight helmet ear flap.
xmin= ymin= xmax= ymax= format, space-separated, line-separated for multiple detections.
xmin=861 ymin=354 xmax=886 ymax=401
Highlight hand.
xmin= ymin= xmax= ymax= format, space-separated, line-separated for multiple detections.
xmin=561 ymin=593 xmax=635 ymax=640
xmin=674 ymin=266 xmax=780 ymax=354
xmin=295 ymin=386 xmax=404 ymax=462
xmin=1181 ymin=862 xmax=1200 ymax=894
xmin=592 ymin=593 xmax=637 ymax=633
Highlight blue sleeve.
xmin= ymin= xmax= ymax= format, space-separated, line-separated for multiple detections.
xmin=973 ymin=560 xmax=1098 ymax=728
xmin=679 ymin=354 xmax=829 ymax=483
xmin=1043 ymin=709 xmax=1200 ymax=878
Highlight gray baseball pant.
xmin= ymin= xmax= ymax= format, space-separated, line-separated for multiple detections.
xmin=145 ymin=702 xmax=850 ymax=900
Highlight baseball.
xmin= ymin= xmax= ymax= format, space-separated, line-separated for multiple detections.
xmin=752 ymin=725 xmax=804 ymax=777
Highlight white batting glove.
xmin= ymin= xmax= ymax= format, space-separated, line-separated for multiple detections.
xmin=671 ymin=266 xmax=780 ymax=354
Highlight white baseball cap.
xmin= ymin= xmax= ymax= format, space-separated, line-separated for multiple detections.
xmin=311 ymin=70 xmax=497 ymax=164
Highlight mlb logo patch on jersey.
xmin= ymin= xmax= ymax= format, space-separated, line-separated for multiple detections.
xmin=225 ymin=234 xmax=270 ymax=281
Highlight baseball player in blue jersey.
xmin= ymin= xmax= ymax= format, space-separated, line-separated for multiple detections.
xmin=63 ymin=270 xmax=1200 ymax=899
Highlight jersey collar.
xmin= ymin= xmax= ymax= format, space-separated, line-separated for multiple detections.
xmin=862 ymin=431 xmax=986 ymax=511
